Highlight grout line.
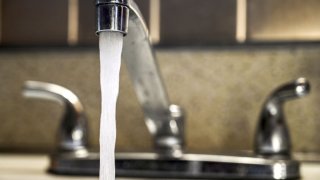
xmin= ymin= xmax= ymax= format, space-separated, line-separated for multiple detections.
xmin=149 ymin=0 xmax=160 ymax=44
xmin=68 ymin=0 xmax=79 ymax=46
xmin=236 ymin=0 xmax=247 ymax=43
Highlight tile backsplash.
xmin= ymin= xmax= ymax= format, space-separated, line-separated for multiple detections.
xmin=0 ymin=45 xmax=320 ymax=153
xmin=2 ymin=0 xmax=320 ymax=46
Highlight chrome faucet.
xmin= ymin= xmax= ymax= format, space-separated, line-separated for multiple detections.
xmin=96 ymin=0 xmax=184 ymax=157
xmin=23 ymin=81 xmax=88 ymax=153
xmin=255 ymin=78 xmax=310 ymax=157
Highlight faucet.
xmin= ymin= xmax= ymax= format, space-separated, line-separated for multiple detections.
xmin=96 ymin=0 xmax=184 ymax=157
xmin=254 ymin=78 xmax=310 ymax=157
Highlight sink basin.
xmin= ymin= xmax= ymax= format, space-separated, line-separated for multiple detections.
xmin=0 ymin=154 xmax=319 ymax=180
xmin=49 ymin=152 xmax=300 ymax=179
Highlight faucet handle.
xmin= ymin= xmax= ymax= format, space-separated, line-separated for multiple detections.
xmin=22 ymin=81 xmax=89 ymax=153
xmin=254 ymin=78 xmax=310 ymax=157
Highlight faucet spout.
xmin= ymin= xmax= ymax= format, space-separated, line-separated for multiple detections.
xmin=96 ymin=0 xmax=184 ymax=157
xmin=96 ymin=0 xmax=130 ymax=35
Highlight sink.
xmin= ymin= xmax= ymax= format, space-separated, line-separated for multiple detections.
xmin=0 ymin=154 xmax=319 ymax=180
xmin=49 ymin=152 xmax=299 ymax=179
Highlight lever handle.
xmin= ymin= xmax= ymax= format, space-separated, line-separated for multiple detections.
xmin=23 ymin=81 xmax=88 ymax=153
xmin=254 ymin=78 xmax=310 ymax=157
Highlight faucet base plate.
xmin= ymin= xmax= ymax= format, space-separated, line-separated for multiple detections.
xmin=49 ymin=152 xmax=300 ymax=179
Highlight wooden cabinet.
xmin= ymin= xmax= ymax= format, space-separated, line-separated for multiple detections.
xmin=1 ymin=0 xmax=68 ymax=45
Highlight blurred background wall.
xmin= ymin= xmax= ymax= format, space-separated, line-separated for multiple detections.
xmin=0 ymin=0 xmax=320 ymax=153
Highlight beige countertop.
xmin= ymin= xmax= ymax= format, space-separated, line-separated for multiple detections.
xmin=0 ymin=154 xmax=97 ymax=180
xmin=0 ymin=154 xmax=320 ymax=180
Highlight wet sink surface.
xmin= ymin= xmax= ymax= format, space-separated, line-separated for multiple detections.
xmin=0 ymin=154 xmax=319 ymax=180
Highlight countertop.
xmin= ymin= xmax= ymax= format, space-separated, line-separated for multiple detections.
xmin=0 ymin=154 xmax=320 ymax=180
xmin=0 ymin=154 xmax=97 ymax=180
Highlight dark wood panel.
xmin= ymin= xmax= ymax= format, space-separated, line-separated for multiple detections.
xmin=0 ymin=0 xmax=237 ymax=46
xmin=78 ymin=0 xmax=97 ymax=45
xmin=160 ymin=0 xmax=237 ymax=45
xmin=134 ymin=0 xmax=150 ymax=27
xmin=2 ymin=0 xmax=68 ymax=45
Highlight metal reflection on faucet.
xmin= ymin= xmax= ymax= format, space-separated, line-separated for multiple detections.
xmin=96 ymin=0 xmax=129 ymax=35
xmin=255 ymin=77 xmax=310 ymax=157
xmin=23 ymin=81 xmax=88 ymax=153
xmin=273 ymin=162 xmax=287 ymax=179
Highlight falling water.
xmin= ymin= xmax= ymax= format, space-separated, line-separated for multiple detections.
xmin=99 ymin=32 xmax=123 ymax=180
